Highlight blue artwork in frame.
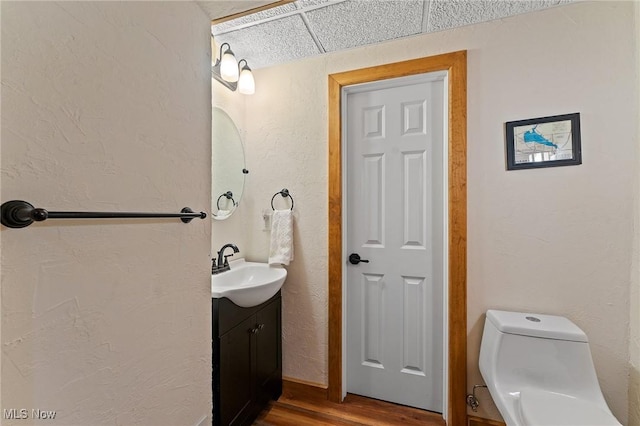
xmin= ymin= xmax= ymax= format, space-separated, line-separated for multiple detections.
xmin=505 ymin=113 xmax=582 ymax=170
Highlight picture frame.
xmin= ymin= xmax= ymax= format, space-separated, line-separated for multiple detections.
xmin=505 ymin=113 xmax=581 ymax=170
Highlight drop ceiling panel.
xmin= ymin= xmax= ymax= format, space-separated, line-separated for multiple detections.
xmin=215 ymin=14 xmax=321 ymax=69
xmin=305 ymin=0 xmax=424 ymax=52
xmin=297 ymin=0 xmax=345 ymax=7
xmin=212 ymin=2 xmax=299 ymax=33
xmin=205 ymin=0 xmax=573 ymax=70
xmin=427 ymin=0 xmax=566 ymax=32
xmin=198 ymin=1 xmax=281 ymax=21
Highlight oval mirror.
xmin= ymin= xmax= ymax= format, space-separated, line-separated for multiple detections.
xmin=212 ymin=108 xmax=246 ymax=220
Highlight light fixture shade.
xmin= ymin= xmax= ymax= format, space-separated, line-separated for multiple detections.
xmin=220 ymin=49 xmax=239 ymax=82
xmin=238 ymin=65 xmax=255 ymax=95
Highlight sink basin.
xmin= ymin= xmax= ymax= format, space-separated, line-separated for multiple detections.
xmin=211 ymin=258 xmax=287 ymax=307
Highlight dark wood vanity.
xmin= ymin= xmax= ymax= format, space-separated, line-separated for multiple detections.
xmin=212 ymin=291 xmax=282 ymax=425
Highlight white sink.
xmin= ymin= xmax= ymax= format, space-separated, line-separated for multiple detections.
xmin=211 ymin=258 xmax=287 ymax=307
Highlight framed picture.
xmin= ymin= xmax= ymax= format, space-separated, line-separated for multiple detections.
xmin=505 ymin=113 xmax=581 ymax=170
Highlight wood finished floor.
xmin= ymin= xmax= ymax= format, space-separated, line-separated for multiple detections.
xmin=254 ymin=381 xmax=446 ymax=426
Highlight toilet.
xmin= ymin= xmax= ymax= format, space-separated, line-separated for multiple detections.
xmin=479 ymin=310 xmax=621 ymax=426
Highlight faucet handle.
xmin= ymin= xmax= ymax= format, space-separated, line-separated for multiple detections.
xmin=223 ymin=254 xmax=234 ymax=267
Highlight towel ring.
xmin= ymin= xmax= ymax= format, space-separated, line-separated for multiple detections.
xmin=271 ymin=188 xmax=294 ymax=211
xmin=216 ymin=191 xmax=236 ymax=210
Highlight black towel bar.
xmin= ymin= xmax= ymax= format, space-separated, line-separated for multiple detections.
xmin=1 ymin=200 xmax=206 ymax=229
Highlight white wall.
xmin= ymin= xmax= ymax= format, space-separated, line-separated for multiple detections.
xmin=630 ymin=2 xmax=640 ymax=424
xmin=1 ymin=2 xmax=212 ymax=425
xmin=216 ymin=1 xmax=639 ymax=422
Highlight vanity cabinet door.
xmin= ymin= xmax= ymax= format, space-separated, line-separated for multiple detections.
xmin=255 ymin=297 xmax=282 ymax=403
xmin=219 ymin=316 xmax=254 ymax=426
xmin=213 ymin=292 xmax=282 ymax=426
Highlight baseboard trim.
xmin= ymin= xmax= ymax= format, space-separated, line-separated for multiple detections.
xmin=281 ymin=378 xmax=328 ymax=402
xmin=282 ymin=376 xmax=327 ymax=390
xmin=468 ymin=415 xmax=506 ymax=426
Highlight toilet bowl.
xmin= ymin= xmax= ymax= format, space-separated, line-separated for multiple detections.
xmin=479 ymin=310 xmax=621 ymax=426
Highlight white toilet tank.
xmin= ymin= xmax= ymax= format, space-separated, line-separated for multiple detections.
xmin=479 ymin=310 xmax=620 ymax=426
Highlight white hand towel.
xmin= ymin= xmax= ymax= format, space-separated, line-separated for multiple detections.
xmin=269 ymin=209 xmax=294 ymax=265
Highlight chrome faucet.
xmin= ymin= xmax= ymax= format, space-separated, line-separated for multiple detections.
xmin=212 ymin=243 xmax=239 ymax=274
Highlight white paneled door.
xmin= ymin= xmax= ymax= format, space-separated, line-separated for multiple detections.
xmin=346 ymin=75 xmax=445 ymax=412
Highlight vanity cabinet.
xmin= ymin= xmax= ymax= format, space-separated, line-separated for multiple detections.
xmin=212 ymin=291 xmax=282 ymax=426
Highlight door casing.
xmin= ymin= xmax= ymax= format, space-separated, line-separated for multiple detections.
xmin=327 ymin=51 xmax=467 ymax=425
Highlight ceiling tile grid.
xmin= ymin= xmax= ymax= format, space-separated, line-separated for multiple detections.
xmin=216 ymin=14 xmax=322 ymax=69
xmin=305 ymin=1 xmax=425 ymax=52
xmin=297 ymin=0 xmax=341 ymax=8
xmin=210 ymin=0 xmax=573 ymax=70
xmin=212 ymin=2 xmax=299 ymax=33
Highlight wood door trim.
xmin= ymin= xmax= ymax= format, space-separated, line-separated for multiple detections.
xmin=327 ymin=51 xmax=467 ymax=425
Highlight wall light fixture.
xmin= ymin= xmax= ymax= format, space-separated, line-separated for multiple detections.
xmin=211 ymin=36 xmax=255 ymax=95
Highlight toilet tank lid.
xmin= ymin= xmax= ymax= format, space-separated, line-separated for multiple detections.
xmin=486 ymin=310 xmax=588 ymax=342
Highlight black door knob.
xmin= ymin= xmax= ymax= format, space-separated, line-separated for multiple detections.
xmin=348 ymin=253 xmax=369 ymax=265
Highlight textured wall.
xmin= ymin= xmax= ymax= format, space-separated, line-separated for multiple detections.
xmin=1 ymin=2 xmax=212 ymax=425
xmin=230 ymin=64 xmax=329 ymax=386
xmin=630 ymin=3 xmax=640 ymax=425
xmin=212 ymin=72 xmax=329 ymax=384
xmin=217 ymin=1 xmax=638 ymax=422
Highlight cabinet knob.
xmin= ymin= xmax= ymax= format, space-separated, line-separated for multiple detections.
xmin=248 ymin=324 xmax=265 ymax=334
